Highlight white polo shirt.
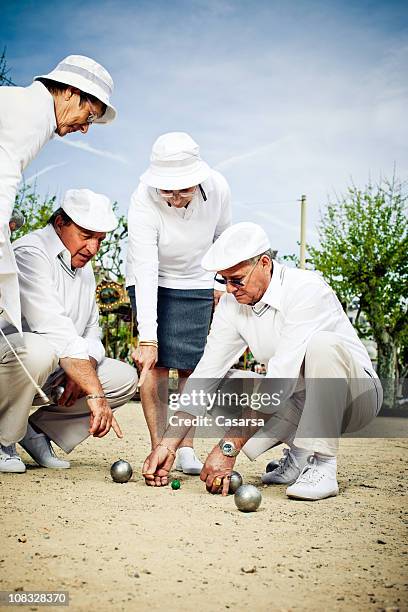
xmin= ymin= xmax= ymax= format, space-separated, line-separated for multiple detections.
xmin=11 ymin=224 xmax=105 ymax=363
xmin=181 ymin=260 xmax=375 ymax=415
xmin=126 ymin=169 xmax=231 ymax=340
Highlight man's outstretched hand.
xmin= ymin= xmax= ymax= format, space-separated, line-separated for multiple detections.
xmin=142 ymin=444 xmax=175 ymax=487
xmin=200 ymin=445 xmax=237 ymax=496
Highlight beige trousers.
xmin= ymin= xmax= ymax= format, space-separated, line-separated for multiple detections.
xmin=292 ymin=331 xmax=382 ymax=455
xmin=0 ymin=332 xmax=138 ymax=453
xmin=234 ymin=331 xmax=382 ymax=459
xmin=0 ymin=332 xmax=58 ymax=446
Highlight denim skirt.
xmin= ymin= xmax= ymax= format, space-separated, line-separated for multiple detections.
xmin=127 ymin=285 xmax=214 ymax=370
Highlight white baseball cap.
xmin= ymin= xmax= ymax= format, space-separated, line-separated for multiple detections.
xmin=201 ymin=222 xmax=271 ymax=272
xmin=140 ymin=132 xmax=211 ymax=190
xmin=34 ymin=55 xmax=116 ymax=124
xmin=61 ymin=189 xmax=118 ymax=232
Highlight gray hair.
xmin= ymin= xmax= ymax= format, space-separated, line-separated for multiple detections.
xmin=245 ymin=249 xmax=276 ymax=265
xmin=47 ymin=207 xmax=73 ymax=227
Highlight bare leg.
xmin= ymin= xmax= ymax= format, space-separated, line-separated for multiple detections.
xmin=140 ymin=367 xmax=169 ymax=450
xmin=177 ymin=369 xmax=195 ymax=448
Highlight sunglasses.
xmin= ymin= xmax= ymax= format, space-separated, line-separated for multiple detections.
xmin=214 ymin=256 xmax=261 ymax=287
xmin=85 ymin=98 xmax=100 ymax=124
xmin=159 ymin=187 xmax=197 ymax=199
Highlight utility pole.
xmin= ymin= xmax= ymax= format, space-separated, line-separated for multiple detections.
xmin=300 ymin=194 xmax=307 ymax=269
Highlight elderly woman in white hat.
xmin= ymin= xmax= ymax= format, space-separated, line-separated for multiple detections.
xmin=126 ymin=132 xmax=232 ymax=479
xmin=0 ymin=54 xmax=116 ymax=332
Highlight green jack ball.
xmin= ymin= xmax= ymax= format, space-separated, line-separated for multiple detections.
xmin=171 ymin=479 xmax=181 ymax=490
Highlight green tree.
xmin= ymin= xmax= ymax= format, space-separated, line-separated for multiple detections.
xmin=0 ymin=46 xmax=15 ymax=86
xmin=309 ymin=176 xmax=408 ymax=409
xmin=92 ymin=202 xmax=128 ymax=282
xmin=10 ymin=185 xmax=56 ymax=241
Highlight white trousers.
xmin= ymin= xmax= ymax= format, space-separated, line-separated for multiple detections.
xmin=0 ymin=332 xmax=138 ymax=452
xmin=214 ymin=331 xmax=382 ymax=459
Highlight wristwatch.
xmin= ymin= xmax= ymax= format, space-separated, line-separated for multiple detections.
xmin=218 ymin=439 xmax=240 ymax=457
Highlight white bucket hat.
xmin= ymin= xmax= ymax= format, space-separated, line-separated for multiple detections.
xmin=140 ymin=132 xmax=211 ymax=190
xmin=201 ymin=222 xmax=271 ymax=272
xmin=34 ymin=55 xmax=116 ymax=124
xmin=61 ymin=189 xmax=118 ymax=232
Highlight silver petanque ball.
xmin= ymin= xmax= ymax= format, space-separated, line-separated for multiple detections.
xmin=51 ymin=386 xmax=65 ymax=403
xmin=228 ymin=470 xmax=243 ymax=494
xmin=265 ymin=459 xmax=280 ymax=473
xmin=234 ymin=484 xmax=262 ymax=512
xmin=110 ymin=459 xmax=133 ymax=483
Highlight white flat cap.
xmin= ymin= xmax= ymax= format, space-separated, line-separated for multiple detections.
xmin=140 ymin=132 xmax=211 ymax=190
xmin=34 ymin=55 xmax=116 ymax=124
xmin=201 ymin=222 xmax=270 ymax=271
xmin=62 ymin=189 xmax=118 ymax=232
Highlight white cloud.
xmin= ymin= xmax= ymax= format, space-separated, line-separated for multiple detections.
xmin=214 ymin=138 xmax=291 ymax=172
xmin=57 ymin=139 xmax=130 ymax=165
xmin=24 ymin=162 xmax=68 ymax=183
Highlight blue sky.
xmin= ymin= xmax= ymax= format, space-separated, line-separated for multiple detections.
xmin=1 ymin=0 xmax=407 ymax=257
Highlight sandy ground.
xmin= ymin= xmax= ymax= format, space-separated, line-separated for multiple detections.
xmin=1 ymin=402 xmax=407 ymax=612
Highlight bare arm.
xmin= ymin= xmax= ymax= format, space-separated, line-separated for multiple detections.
xmin=60 ymin=357 xmax=122 ymax=439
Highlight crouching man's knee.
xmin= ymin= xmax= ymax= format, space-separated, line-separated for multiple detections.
xmin=25 ymin=334 xmax=58 ymax=382
xmin=100 ymin=359 xmax=138 ymax=408
xmin=2 ymin=332 xmax=58 ymax=386
xmin=304 ymin=331 xmax=350 ymax=378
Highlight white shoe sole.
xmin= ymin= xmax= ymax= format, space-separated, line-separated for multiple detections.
xmin=286 ymin=488 xmax=339 ymax=501
xmin=0 ymin=462 xmax=26 ymax=474
xmin=175 ymin=464 xmax=202 ymax=476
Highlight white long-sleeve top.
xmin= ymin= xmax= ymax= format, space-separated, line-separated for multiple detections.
xmin=8 ymin=224 xmax=105 ymax=363
xmin=0 ymin=82 xmax=56 ymax=227
xmin=182 ymin=260 xmax=375 ymax=416
xmin=126 ymin=169 xmax=232 ymax=340
xmin=0 ymin=81 xmax=56 ymax=331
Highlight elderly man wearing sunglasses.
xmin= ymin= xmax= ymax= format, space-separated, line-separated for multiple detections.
xmin=142 ymin=222 xmax=382 ymax=501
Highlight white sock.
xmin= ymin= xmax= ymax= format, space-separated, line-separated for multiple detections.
xmin=26 ymin=422 xmax=45 ymax=438
xmin=315 ymin=453 xmax=337 ymax=474
xmin=178 ymin=447 xmax=202 ymax=468
xmin=290 ymin=445 xmax=310 ymax=466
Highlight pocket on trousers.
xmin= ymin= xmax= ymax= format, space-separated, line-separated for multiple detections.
xmin=0 ymin=334 xmax=26 ymax=364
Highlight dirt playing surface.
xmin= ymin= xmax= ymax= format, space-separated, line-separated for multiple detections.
xmin=1 ymin=402 xmax=407 ymax=612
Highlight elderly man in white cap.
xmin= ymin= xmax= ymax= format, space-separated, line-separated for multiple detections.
xmin=0 ymin=54 xmax=116 ymax=332
xmin=142 ymin=222 xmax=382 ymax=500
xmin=0 ymin=189 xmax=137 ymax=472
xmin=127 ymin=132 xmax=231 ymax=476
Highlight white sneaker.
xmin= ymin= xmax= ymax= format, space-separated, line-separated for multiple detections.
xmin=175 ymin=447 xmax=203 ymax=475
xmin=19 ymin=423 xmax=70 ymax=469
xmin=0 ymin=443 xmax=26 ymax=473
xmin=261 ymin=448 xmax=306 ymax=485
xmin=286 ymin=456 xmax=339 ymax=501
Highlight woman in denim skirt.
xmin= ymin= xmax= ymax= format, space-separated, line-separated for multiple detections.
xmin=126 ymin=132 xmax=231 ymax=478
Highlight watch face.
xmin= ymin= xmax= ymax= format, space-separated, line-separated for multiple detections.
xmin=223 ymin=442 xmax=234 ymax=456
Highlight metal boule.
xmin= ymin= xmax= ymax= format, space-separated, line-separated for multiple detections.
xmin=51 ymin=386 xmax=65 ymax=403
xmin=234 ymin=484 xmax=262 ymax=512
xmin=110 ymin=459 xmax=133 ymax=483
xmin=265 ymin=459 xmax=280 ymax=473
xmin=228 ymin=470 xmax=243 ymax=494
